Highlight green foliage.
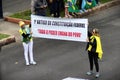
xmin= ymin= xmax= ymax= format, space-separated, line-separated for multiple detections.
xmin=0 ymin=34 xmax=10 ymax=40
xmin=100 ymin=0 xmax=113 ymax=3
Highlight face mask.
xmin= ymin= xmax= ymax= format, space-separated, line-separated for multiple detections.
xmin=21 ymin=26 xmax=25 ymax=29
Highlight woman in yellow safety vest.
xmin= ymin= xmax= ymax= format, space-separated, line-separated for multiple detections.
xmin=86 ymin=28 xmax=103 ymax=78
xmin=19 ymin=21 xmax=36 ymax=66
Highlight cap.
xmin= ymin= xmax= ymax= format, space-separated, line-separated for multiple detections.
xmin=19 ymin=21 xmax=25 ymax=27
xmin=87 ymin=0 xmax=92 ymax=2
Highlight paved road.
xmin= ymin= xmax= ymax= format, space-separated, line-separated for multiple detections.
xmin=2 ymin=0 xmax=31 ymax=16
xmin=0 ymin=4 xmax=120 ymax=80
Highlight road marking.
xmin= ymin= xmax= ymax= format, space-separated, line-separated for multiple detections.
xmin=62 ymin=77 xmax=89 ymax=80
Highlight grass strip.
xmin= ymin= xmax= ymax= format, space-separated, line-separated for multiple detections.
xmin=0 ymin=33 xmax=10 ymax=40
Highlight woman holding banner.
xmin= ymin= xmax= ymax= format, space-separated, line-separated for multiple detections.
xmin=86 ymin=28 xmax=103 ymax=78
xmin=19 ymin=21 xmax=36 ymax=66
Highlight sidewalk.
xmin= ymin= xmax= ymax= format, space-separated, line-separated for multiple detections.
xmin=0 ymin=20 xmax=20 ymax=43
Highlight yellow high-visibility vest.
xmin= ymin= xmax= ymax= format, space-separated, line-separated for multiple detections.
xmin=19 ymin=25 xmax=32 ymax=42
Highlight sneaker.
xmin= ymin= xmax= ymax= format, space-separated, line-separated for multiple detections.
xmin=86 ymin=71 xmax=93 ymax=75
xmin=51 ymin=14 xmax=54 ymax=17
xmin=95 ymin=72 xmax=100 ymax=78
xmin=79 ymin=10 xmax=84 ymax=13
xmin=26 ymin=63 xmax=30 ymax=66
xmin=30 ymin=61 xmax=37 ymax=65
xmin=68 ymin=15 xmax=73 ymax=18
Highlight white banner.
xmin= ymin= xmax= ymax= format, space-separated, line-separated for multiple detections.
xmin=31 ymin=15 xmax=88 ymax=42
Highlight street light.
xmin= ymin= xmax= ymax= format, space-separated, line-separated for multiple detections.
xmin=0 ymin=0 xmax=3 ymax=19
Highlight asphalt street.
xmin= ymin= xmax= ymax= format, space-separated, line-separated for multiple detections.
xmin=2 ymin=0 xmax=31 ymax=16
xmin=1 ymin=1 xmax=120 ymax=80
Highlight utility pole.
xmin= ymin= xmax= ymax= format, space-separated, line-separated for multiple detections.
xmin=0 ymin=0 xmax=3 ymax=19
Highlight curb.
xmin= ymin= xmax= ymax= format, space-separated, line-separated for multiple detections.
xmin=4 ymin=17 xmax=30 ymax=24
xmin=4 ymin=0 xmax=120 ymax=22
xmin=0 ymin=35 xmax=16 ymax=47
xmin=78 ymin=0 xmax=120 ymax=17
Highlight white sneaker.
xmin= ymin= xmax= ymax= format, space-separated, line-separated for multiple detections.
xmin=26 ymin=63 xmax=30 ymax=66
xmin=86 ymin=71 xmax=93 ymax=75
xmin=30 ymin=61 xmax=37 ymax=65
xmin=95 ymin=72 xmax=100 ymax=78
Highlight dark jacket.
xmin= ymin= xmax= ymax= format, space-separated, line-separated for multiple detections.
xmin=86 ymin=31 xmax=92 ymax=50
xmin=34 ymin=0 xmax=48 ymax=16
xmin=88 ymin=36 xmax=97 ymax=53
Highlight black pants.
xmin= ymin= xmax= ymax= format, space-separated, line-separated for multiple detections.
xmin=96 ymin=0 xmax=99 ymax=4
xmin=35 ymin=9 xmax=46 ymax=16
xmin=88 ymin=51 xmax=99 ymax=72
xmin=79 ymin=0 xmax=82 ymax=9
xmin=50 ymin=0 xmax=60 ymax=17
